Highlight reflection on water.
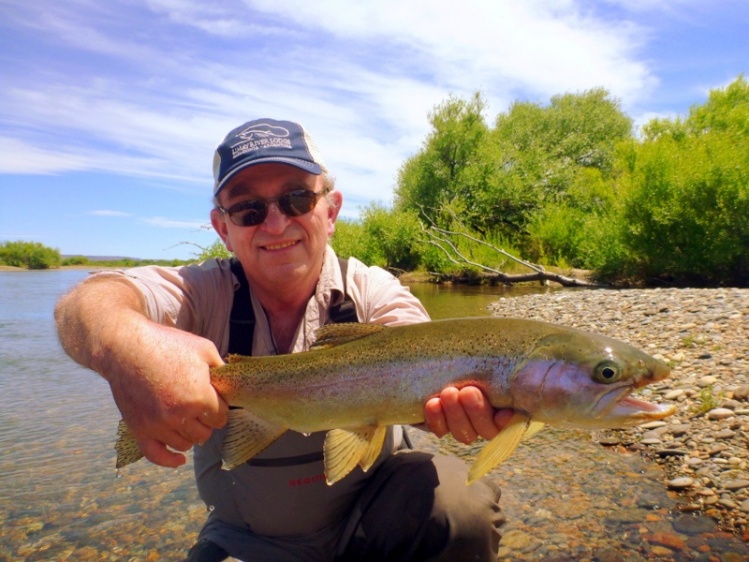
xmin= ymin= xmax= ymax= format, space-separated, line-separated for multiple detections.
xmin=408 ymin=282 xmax=565 ymax=320
xmin=1 ymin=272 xmax=746 ymax=560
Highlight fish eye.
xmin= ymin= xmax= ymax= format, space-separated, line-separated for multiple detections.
xmin=594 ymin=360 xmax=622 ymax=384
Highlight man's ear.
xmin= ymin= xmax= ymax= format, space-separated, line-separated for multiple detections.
xmin=326 ymin=190 xmax=343 ymax=237
xmin=211 ymin=208 xmax=233 ymax=252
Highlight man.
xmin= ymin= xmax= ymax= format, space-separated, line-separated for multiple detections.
xmin=55 ymin=118 xmax=511 ymax=561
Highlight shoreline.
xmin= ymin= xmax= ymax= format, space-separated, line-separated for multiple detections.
xmin=0 ymin=265 xmax=118 ymax=272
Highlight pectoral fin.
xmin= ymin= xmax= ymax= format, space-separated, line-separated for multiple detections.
xmin=523 ymin=420 xmax=546 ymax=440
xmin=467 ymin=412 xmax=531 ymax=485
xmin=221 ymin=409 xmax=286 ymax=470
xmin=114 ymin=419 xmax=144 ymax=469
xmin=324 ymin=426 xmax=386 ymax=485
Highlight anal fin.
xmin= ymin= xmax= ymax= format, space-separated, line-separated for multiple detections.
xmin=358 ymin=425 xmax=388 ymax=472
xmin=221 ymin=409 xmax=286 ymax=470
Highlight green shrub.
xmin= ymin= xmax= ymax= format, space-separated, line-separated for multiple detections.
xmin=331 ymin=219 xmax=369 ymax=262
xmin=0 ymin=241 xmax=61 ymax=269
xmin=618 ymin=132 xmax=749 ymax=285
xmin=62 ymin=255 xmax=89 ymax=266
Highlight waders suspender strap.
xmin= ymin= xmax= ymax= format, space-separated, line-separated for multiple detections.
xmin=228 ymin=257 xmax=357 ymax=356
xmin=228 ymin=258 xmax=255 ymax=356
xmin=227 ymin=257 xmax=359 ymax=467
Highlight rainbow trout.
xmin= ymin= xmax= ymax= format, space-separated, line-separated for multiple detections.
xmin=115 ymin=317 xmax=675 ymax=484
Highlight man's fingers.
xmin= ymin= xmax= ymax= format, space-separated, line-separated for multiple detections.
xmin=494 ymin=408 xmax=515 ymax=431
xmin=203 ymin=394 xmax=229 ymax=429
xmin=177 ymin=421 xmax=213 ymax=447
xmin=139 ymin=438 xmax=187 ymax=468
xmin=457 ymin=387 xmax=500 ymax=441
xmin=424 ymin=397 xmax=448 ymax=437
xmin=440 ymin=387 xmax=478 ymax=445
xmin=424 ymin=387 xmax=516 ymax=444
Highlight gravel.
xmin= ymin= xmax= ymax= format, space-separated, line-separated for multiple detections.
xmin=489 ymin=287 xmax=749 ymax=536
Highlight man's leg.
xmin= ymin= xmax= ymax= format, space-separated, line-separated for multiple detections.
xmin=335 ymin=451 xmax=505 ymax=562
xmin=185 ymin=538 xmax=237 ymax=562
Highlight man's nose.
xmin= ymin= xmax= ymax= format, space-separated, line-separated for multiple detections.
xmin=260 ymin=201 xmax=289 ymax=233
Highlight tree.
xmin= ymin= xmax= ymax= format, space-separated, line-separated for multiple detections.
xmin=479 ymin=89 xmax=632 ymax=239
xmin=610 ymin=77 xmax=749 ymax=286
xmin=395 ymin=92 xmax=489 ymax=229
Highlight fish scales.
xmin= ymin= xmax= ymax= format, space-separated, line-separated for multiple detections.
xmin=114 ymin=317 xmax=676 ymax=484
xmin=213 ymin=319 xmax=528 ymax=429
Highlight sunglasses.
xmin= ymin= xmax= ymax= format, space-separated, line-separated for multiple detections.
xmin=218 ymin=187 xmax=332 ymax=227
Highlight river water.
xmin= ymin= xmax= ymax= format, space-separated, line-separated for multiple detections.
xmin=1 ymin=271 xmax=746 ymax=560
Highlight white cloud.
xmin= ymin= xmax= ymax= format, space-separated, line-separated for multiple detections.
xmin=0 ymin=137 xmax=92 ymax=174
xmin=90 ymin=210 xmax=131 ymax=217
xmin=141 ymin=216 xmax=210 ymax=229
xmin=0 ymin=0 xmax=663 ymax=203
xmin=247 ymin=0 xmax=655 ymax=105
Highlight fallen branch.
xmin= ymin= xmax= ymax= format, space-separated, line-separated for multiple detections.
xmin=420 ymin=207 xmax=602 ymax=288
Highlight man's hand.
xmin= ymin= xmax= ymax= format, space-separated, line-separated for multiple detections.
xmin=55 ymin=277 xmax=229 ymax=468
xmin=107 ymin=320 xmax=229 ymax=468
xmin=424 ymin=386 xmax=514 ymax=444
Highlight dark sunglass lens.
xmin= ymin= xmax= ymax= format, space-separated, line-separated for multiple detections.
xmin=232 ymin=201 xmax=267 ymax=226
xmin=279 ymin=190 xmax=318 ymax=216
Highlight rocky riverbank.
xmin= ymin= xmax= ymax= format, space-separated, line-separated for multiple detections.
xmin=489 ymin=287 xmax=749 ymax=538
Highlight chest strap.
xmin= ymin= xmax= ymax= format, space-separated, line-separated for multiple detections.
xmin=227 ymin=257 xmax=359 ymax=467
xmin=228 ymin=256 xmax=357 ymax=356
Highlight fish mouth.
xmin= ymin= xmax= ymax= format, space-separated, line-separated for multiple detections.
xmin=609 ymin=394 xmax=676 ymax=423
xmin=594 ymin=383 xmax=676 ymax=426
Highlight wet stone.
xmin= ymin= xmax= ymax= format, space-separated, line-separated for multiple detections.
xmin=648 ymin=532 xmax=686 ymax=550
xmin=655 ymin=448 xmax=688 ymax=457
xmin=715 ymin=428 xmax=736 ymax=439
xmin=668 ymin=477 xmax=695 ymax=489
xmin=672 ymin=514 xmax=718 ymax=535
xmin=606 ymin=508 xmax=648 ymax=524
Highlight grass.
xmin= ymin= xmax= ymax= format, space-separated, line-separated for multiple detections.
xmin=690 ymin=385 xmax=723 ymax=416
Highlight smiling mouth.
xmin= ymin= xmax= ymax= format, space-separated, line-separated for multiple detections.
xmin=263 ymin=241 xmax=298 ymax=251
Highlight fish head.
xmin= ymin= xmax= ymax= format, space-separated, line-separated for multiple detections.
xmin=510 ymin=329 xmax=676 ymax=428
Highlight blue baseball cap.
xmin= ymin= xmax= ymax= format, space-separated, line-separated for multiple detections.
xmin=212 ymin=118 xmax=327 ymax=196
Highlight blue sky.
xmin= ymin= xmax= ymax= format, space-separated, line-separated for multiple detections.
xmin=1 ymin=0 xmax=747 ymax=260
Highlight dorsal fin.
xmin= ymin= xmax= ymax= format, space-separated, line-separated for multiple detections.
xmin=225 ymin=354 xmax=253 ymax=364
xmin=311 ymin=323 xmax=385 ymax=350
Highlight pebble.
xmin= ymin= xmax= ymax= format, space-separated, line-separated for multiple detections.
xmin=725 ymin=480 xmax=749 ymax=491
xmin=668 ymin=477 xmax=695 ymax=489
xmin=708 ymin=408 xmax=736 ymax=420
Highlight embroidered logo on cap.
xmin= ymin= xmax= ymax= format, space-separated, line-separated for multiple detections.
xmin=231 ymin=123 xmax=292 ymax=159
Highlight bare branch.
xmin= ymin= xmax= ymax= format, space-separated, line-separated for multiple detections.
xmin=417 ymin=203 xmax=602 ymax=287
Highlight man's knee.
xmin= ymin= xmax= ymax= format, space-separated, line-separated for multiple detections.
xmin=430 ymin=455 xmax=505 ymax=561
xmin=185 ymin=538 xmax=237 ymax=562
xmin=339 ymin=451 xmax=504 ymax=561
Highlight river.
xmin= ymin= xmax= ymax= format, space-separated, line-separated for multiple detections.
xmin=1 ymin=270 xmax=746 ymax=560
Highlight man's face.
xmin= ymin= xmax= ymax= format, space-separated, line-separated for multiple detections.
xmin=211 ymin=163 xmax=341 ymax=294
